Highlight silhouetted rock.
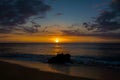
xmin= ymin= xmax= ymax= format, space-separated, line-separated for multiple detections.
xmin=48 ymin=54 xmax=72 ymax=64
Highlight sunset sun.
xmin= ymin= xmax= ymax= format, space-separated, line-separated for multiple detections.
xmin=55 ymin=38 xmax=59 ymax=43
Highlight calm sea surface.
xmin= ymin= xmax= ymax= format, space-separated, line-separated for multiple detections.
xmin=0 ymin=43 xmax=120 ymax=56
xmin=0 ymin=43 xmax=120 ymax=80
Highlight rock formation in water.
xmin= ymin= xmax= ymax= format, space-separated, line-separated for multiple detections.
xmin=48 ymin=54 xmax=72 ymax=64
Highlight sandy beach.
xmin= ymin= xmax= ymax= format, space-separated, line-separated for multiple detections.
xmin=0 ymin=61 xmax=93 ymax=80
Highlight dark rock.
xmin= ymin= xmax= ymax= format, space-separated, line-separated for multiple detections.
xmin=48 ymin=54 xmax=72 ymax=64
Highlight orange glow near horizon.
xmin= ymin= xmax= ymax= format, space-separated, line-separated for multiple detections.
xmin=0 ymin=34 xmax=120 ymax=43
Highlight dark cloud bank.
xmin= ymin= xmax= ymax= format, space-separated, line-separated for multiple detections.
xmin=0 ymin=0 xmax=51 ymax=33
xmin=83 ymin=0 xmax=120 ymax=32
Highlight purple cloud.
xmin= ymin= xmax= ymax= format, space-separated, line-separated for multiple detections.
xmin=83 ymin=0 xmax=120 ymax=32
xmin=61 ymin=29 xmax=81 ymax=36
xmin=0 ymin=0 xmax=51 ymax=33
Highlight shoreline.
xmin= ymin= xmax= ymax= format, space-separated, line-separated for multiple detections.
xmin=0 ymin=60 xmax=93 ymax=80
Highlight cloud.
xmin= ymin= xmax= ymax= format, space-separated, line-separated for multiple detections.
xmin=67 ymin=24 xmax=81 ymax=29
xmin=42 ymin=26 xmax=49 ymax=32
xmin=0 ymin=0 xmax=51 ymax=33
xmin=0 ymin=36 xmax=9 ymax=38
xmin=19 ymin=25 xmax=41 ymax=33
xmin=61 ymin=29 xmax=120 ymax=39
xmin=83 ymin=0 xmax=120 ymax=32
xmin=55 ymin=12 xmax=63 ymax=16
xmin=0 ymin=27 xmax=13 ymax=33
xmin=61 ymin=29 xmax=81 ymax=36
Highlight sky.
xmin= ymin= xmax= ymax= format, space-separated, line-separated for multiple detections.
xmin=0 ymin=0 xmax=120 ymax=43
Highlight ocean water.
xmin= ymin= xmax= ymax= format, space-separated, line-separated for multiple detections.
xmin=0 ymin=43 xmax=120 ymax=66
xmin=0 ymin=43 xmax=120 ymax=56
xmin=0 ymin=43 xmax=120 ymax=80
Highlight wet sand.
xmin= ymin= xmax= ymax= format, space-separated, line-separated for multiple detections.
xmin=0 ymin=61 xmax=93 ymax=80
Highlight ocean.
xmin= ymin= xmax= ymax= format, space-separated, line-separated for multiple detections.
xmin=0 ymin=43 xmax=120 ymax=56
xmin=0 ymin=43 xmax=120 ymax=66
xmin=0 ymin=43 xmax=120 ymax=80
